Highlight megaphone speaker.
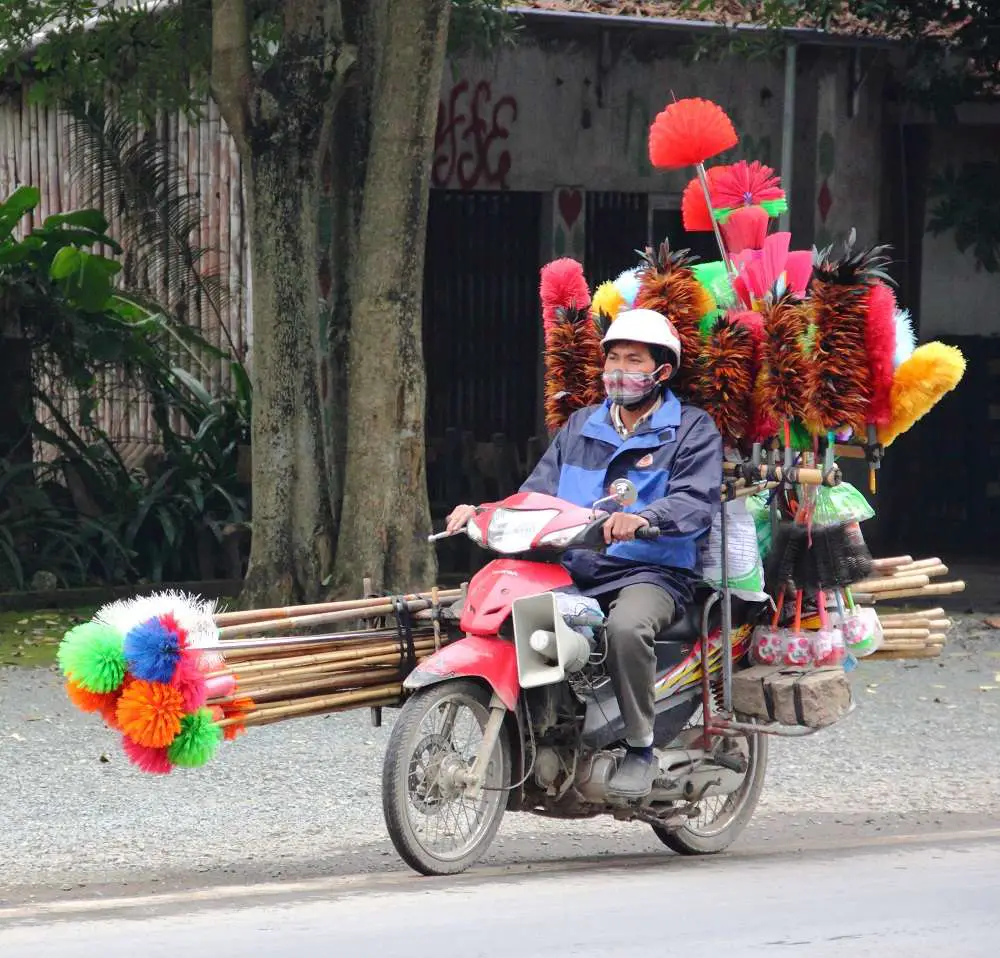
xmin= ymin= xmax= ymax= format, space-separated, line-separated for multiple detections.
xmin=512 ymin=592 xmax=594 ymax=689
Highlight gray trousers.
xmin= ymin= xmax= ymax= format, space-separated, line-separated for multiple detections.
xmin=604 ymin=584 xmax=677 ymax=748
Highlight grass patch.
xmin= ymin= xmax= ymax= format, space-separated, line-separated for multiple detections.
xmin=0 ymin=607 xmax=97 ymax=668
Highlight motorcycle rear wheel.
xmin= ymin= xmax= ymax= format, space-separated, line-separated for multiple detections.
xmin=651 ymin=723 xmax=768 ymax=855
xmin=382 ymin=679 xmax=511 ymax=876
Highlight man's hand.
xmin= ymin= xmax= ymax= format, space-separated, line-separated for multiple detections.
xmin=446 ymin=504 xmax=478 ymax=535
xmin=603 ymin=512 xmax=650 ymax=544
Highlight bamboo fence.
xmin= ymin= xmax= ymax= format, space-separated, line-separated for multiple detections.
xmin=0 ymin=86 xmax=249 ymax=450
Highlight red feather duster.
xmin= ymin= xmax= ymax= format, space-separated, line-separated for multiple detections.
xmin=648 ymin=98 xmax=738 ymax=170
xmin=540 ymin=258 xmax=591 ymax=334
xmin=681 ymin=166 xmax=727 ymax=231
xmin=864 ymin=281 xmax=897 ymax=426
xmin=694 ymin=317 xmax=755 ymax=443
xmin=721 ymin=206 xmax=770 ymax=255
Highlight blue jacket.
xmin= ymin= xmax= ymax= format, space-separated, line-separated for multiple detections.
xmin=520 ymin=390 xmax=723 ymax=612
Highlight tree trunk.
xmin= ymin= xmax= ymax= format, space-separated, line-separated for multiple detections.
xmin=332 ymin=0 xmax=449 ymax=594
xmin=239 ymin=149 xmax=338 ymax=605
xmin=211 ymin=0 xmax=447 ymax=604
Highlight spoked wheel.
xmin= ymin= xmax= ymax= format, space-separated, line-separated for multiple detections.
xmin=382 ymin=679 xmax=511 ymax=876
xmin=652 ymin=716 xmax=768 ymax=855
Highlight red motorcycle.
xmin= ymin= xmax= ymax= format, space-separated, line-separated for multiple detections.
xmin=381 ymin=480 xmax=770 ymax=876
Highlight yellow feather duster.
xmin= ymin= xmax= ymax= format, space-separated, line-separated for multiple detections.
xmin=591 ymin=280 xmax=625 ymax=321
xmin=877 ymin=342 xmax=966 ymax=446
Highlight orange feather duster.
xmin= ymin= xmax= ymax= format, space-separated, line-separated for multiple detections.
xmin=693 ymin=317 xmax=755 ymax=443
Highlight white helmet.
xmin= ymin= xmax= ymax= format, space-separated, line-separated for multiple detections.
xmin=601 ymin=308 xmax=682 ymax=368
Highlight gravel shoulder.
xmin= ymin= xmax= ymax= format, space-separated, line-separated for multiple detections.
xmin=2 ymin=615 xmax=998 ymax=906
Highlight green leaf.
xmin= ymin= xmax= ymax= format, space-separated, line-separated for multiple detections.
xmin=49 ymin=244 xmax=82 ymax=280
xmin=43 ymin=208 xmax=110 ymax=232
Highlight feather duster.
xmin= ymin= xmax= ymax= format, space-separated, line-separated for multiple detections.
xmin=693 ymin=316 xmax=755 ymax=443
xmin=877 ymin=342 xmax=966 ymax=446
xmin=757 ymin=295 xmax=810 ymax=423
xmin=613 ymin=267 xmax=642 ymax=307
xmin=540 ymin=258 xmax=590 ymax=334
xmin=864 ymin=281 xmax=897 ymax=426
xmin=591 ymin=280 xmax=625 ymax=322
xmin=711 ymin=160 xmax=787 ymax=219
xmin=803 ymin=239 xmax=884 ymax=432
xmin=738 ymin=305 xmax=779 ymax=442
xmin=893 ymin=308 xmax=916 ymax=368
xmin=721 ymin=206 xmax=770 ymax=255
xmin=648 ymin=98 xmax=738 ymax=170
xmin=681 ymin=166 xmax=728 ymax=231
xmin=634 ymin=240 xmax=712 ymax=397
xmin=784 ymin=250 xmax=813 ymax=298
xmin=543 ymin=305 xmax=604 ymax=433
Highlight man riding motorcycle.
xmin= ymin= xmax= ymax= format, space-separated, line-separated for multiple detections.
xmin=447 ymin=308 xmax=723 ymax=799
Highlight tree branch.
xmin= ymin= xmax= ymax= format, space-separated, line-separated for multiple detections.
xmin=211 ymin=0 xmax=254 ymax=152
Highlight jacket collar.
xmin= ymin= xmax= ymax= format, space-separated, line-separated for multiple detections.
xmin=581 ymin=390 xmax=682 ymax=448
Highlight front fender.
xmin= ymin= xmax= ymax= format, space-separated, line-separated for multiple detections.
xmin=404 ymin=635 xmax=520 ymax=711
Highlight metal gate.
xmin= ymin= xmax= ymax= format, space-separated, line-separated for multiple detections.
xmin=585 ymin=191 xmax=648 ymax=284
xmin=422 ymin=190 xmax=543 ymax=443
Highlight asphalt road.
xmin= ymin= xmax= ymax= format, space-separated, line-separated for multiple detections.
xmin=3 ymin=831 xmax=999 ymax=958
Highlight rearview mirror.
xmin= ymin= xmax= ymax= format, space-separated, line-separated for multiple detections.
xmin=610 ymin=478 xmax=638 ymax=507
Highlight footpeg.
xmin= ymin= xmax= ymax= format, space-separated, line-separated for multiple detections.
xmin=713 ymin=750 xmax=748 ymax=774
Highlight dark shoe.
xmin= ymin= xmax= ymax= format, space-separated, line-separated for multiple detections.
xmin=607 ymin=748 xmax=658 ymax=800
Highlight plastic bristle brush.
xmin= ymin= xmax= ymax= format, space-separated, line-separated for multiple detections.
xmin=95 ymin=591 xmax=221 ymax=664
xmin=540 ymin=258 xmax=591 ymax=334
xmin=720 ymin=206 xmax=770 ymax=255
xmin=648 ymin=98 xmax=738 ymax=170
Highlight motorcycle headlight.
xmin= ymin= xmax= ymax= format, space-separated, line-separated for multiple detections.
xmin=486 ymin=509 xmax=559 ymax=554
xmin=538 ymin=524 xmax=588 ymax=548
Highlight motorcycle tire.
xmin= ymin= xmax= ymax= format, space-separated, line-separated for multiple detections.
xmin=651 ymin=729 xmax=768 ymax=855
xmin=382 ymin=679 xmax=511 ymax=876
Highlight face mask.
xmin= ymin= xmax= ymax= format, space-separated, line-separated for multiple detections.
xmin=602 ymin=366 xmax=665 ymax=409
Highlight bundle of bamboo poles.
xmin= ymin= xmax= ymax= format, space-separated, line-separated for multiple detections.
xmin=848 ymin=555 xmax=963 ymax=660
xmin=202 ymin=587 xmax=463 ymax=730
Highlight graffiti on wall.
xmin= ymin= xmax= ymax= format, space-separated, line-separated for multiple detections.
xmin=432 ymin=80 xmax=519 ymax=190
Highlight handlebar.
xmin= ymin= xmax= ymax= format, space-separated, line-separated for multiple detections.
xmin=635 ymin=525 xmax=662 ymax=540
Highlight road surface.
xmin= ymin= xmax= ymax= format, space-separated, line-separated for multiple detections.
xmin=3 ymin=831 xmax=998 ymax=957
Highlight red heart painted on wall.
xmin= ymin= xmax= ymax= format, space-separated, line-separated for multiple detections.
xmin=558 ymin=188 xmax=583 ymax=229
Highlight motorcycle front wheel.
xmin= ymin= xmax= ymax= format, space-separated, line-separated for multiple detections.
xmin=382 ymin=679 xmax=511 ymax=876
xmin=651 ymin=721 xmax=768 ymax=855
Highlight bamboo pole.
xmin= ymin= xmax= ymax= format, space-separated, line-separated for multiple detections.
xmin=217 ymin=595 xmax=451 ymax=638
xmin=881 ymin=628 xmax=931 ymax=640
xmin=218 ymin=625 xmax=434 ymax=654
xmin=871 ymin=556 xmax=914 ymax=571
xmin=889 ymin=558 xmax=941 ymax=573
xmin=218 ymin=638 xmax=439 ymax=676
xmin=214 ymin=588 xmax=462 ymax=627
xmin=217 ymin=684 xmax=404 ymax=727
xmin=215 ymin=668 xmax=404 ymax=703
xmin=862 ymin=581 xmax=965 ymax=603
xmin=227 ymin=648 xmax=435 ymax=687
xmin=877 ymin=608 xmax=945 ymax=623
xmin=852 ymin=574 xmax=930 ymax=594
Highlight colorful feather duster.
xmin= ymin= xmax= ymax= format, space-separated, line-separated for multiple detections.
xmin=648 ymin=98 xmax=738 ymax=170
xmin=757 ymin=295 xmax=810 ymax=424
xmin=540 ymin=258 xmax=591 ymax=334
xmin=634 ymin=240 xmax=713 ymax=397
xmin=878 ymin=342 xmax=966 ymax=446
xmin=693 ymin=316 xmax=756 ymax=443
xmin=864 ymin=281 xmax=897 ymax=427
xmin=711 ymin=160 xmax=788 ymax=221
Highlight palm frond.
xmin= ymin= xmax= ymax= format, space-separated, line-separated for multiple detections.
xmin=63 ymin=98 xmax=235 ymax=355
